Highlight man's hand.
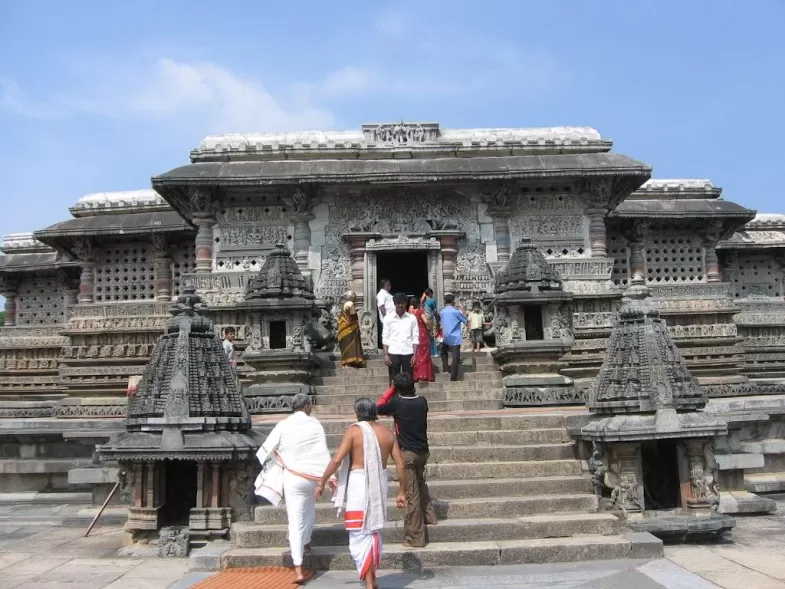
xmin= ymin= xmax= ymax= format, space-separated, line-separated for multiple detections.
xmin=327 ymin=479 xmax=338 ymax=492
xmin=384 ymin=355 xmax=392 ymax=366
xmin=315 ymin=482 xmax=325 ymax=499
xmin=409 ymin=355 xmax=416 ymax=367
xmin=396 ymin=492 xmax=407 ymax=509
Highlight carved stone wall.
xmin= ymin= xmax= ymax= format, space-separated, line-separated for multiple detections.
xmin=509 ymin=193 xmax=587 ymax=256
xmin=0 ymin=327 xmax=66 ymax=395
xmin=16 ymin=274 xmax=66 ymax=326
xmin=214 ymin=205 xmax=292 ymax=272
xmin=94 ymin=243 xmax=156 ymax=301
xmin=608 ymin=233 xmax=630 ymax=286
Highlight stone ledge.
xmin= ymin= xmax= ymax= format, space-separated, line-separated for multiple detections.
xmin=68 ymin=467 xmax=119 ymax=485
xmin=716 ymin=453 xmax=765 ymax=470
xmin=0 ymin=491 xmax=91 ymax=504
xmin=718 ymin=490 xmax=776 ymax=514
xmin=745 ymin=472 xmax=785 ymax=493
xmin=0 ymin=458 xmax=93 ymax=474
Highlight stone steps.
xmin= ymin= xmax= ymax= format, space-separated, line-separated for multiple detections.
xmin=319 ymin=443 xmax=576 ymax=463
xmin=315 ymin=389 xmax=504 ymax=405
xmin=232 ymin=512 xmax=620 ymax=548
xmin=222 ymin=534 xmax=659 ymax=570
xmin=314 ymin=371 xmax=501 ymax=385
xmin=317 ymin=366 xmax=498 ymax=377
xmin=324 ymin=427 xmax=570 ymax=447
xmin=315 ymin=380 xmax=502 ymax=395
xmin=314 ymin=399 xmax=504 ymax=414
xmin=254 ymin=494 xmax=599 ymax=526
xmin=316 ymin=413 xmax=568 ymax=434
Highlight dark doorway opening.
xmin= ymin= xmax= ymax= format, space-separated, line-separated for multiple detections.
xmin=269 ymin=321 xmax=287 ymax=349
xmin=642 ymin=440 xmax=681 ymax=510
xmin=162 ymin=460 xmax=197 ymax=526
xmin=376 ymin=251 xmax=430 ymax=348
xmin=523 ymin=305 xmax=544 ymax=340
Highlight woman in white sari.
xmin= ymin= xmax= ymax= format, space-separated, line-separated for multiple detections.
xmin=254 ymin=393 xmax=334 ymax=584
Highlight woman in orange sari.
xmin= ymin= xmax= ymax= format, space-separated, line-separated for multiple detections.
xmin=337 ymin=291 xmax=366 ymax=368
xmin=410 ymin=297 xmax=434 ymax=382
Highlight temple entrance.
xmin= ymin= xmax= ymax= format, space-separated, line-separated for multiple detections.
xmin=375 ymin=251 xmax=430 ymax=348
xmin=376 ymin=251 xmax=429 ymax=301
xmin=642 ymin=440 xmax=681 ymax=510
xmin=161 ymin=460 xmax=197 ymax=526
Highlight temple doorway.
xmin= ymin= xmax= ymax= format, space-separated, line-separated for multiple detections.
xmin=375 ymin=251 xmax=430 ymax=348
xmin=642 ymin=440 xmax=681 ymax=510
xmin=161 ymin=460 xmax=197 ymax=526
xmin=376 ymin=251 xmax=429 ymax=302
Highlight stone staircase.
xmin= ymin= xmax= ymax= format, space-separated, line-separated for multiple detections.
xmin=221 ymin=353 xmax=662 ymax=569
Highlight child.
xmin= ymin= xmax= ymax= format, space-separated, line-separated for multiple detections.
xmin=468 ymin=302 xmax=486 ymax=352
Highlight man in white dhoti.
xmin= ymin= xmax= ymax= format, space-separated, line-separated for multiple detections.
xmin=317 ymin=398 xmax=407 ymax=589
xmin=254 ymin=393 xmax=333 ymax=584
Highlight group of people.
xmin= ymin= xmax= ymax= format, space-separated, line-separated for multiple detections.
xmin=254 ymin=371 xmax=435 ymax=588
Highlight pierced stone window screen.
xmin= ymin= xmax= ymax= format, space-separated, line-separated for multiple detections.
xmin=540 ymin=245 xmax=586 ymax=259
xmin=644 ymin=233 xmax=704 ymax=284
xmin=729 ymin=253 xmax=783 ymax=299
xmin=94 ymin=244 xmax=156 ymax=301
xmin=608 ymin=234 xmax=630 ymax=286
xmin=170 ymin=243 xmax=196 ymax=296
xmin=16 ymin=275 xmax=65 ymax=325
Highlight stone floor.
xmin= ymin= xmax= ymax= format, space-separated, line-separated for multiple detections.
xmin=2 ymin=501 xmax=785 ymax=588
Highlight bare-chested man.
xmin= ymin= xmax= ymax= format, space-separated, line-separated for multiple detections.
xmin=317 ymin=398 xmax=406 ymax=589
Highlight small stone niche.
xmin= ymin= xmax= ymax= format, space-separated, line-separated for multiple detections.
xmin=522 ymin=305 xmax=544 ymax=340
xmin=269 ymin=320 xmax=287 ymax=349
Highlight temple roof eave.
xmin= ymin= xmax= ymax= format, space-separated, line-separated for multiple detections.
xmin=34 ymin=211 xmax=195 ymax=258
xmin=153 ymin=152 xmax=652 ymax=220
xmin=0 ymin=253 xmax=79 ymax=275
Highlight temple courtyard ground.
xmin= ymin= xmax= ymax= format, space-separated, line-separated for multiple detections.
xmin=1 ymin=501 xmax=785 ymax=589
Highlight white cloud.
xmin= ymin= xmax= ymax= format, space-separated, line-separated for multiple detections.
xmin=320 ymin=66 xmax=373 ymax=98
xmin=0 ymin=77 xmax=65 ymax=120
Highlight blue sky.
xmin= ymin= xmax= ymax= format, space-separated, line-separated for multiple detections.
xmin=1 ymin=0 xmax=784 ymax=242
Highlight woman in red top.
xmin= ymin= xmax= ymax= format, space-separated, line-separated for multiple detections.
xmin=409 ymin=298 xmax=435 ymax=382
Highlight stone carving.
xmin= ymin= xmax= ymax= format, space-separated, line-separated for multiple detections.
xmin=668 ymin=324 xmax=737 ymax=339
xmin=219 ymin=206 xmax=287 ymax=224
xmin=245 ymin=395 xmax=296 ymax=413
xmin=158 ymin=527 xmax=190 ymax=557
xmin=359 ymin=310 xmax=376 ymax=353
xmin=219 ymin=226 xmax=288 ymax=250
xmin=512 ymin=215 xmax=583 ymax=241
xmin=372 ymin=122 xmax=428 ymax=145
xmin=504 ymin=387 xmax=586 ymax=406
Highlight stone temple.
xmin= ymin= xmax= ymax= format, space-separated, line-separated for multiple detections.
xmin=2 ymin=122 xmax=785 ymax=565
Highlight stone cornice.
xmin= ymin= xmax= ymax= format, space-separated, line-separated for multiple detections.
xmin=69 ymin=189 xmax=172 ymax=218
xmin=628 ymin=178 xmax=722 ymax=200
xmin=1 ymin=232 xmax=53 ymax=254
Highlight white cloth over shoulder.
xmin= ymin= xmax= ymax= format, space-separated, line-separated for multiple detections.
xmin=332 ymin=421 xmax=387 ymax=533
xmin=253 ymin=411 xmax=331 ymax=507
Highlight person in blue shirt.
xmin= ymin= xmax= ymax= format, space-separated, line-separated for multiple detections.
xmin=438 ymin=294 xmax=467 ymax=381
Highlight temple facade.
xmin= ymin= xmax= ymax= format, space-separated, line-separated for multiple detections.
xmin=2 ymin=123 xmax=783 ymax=420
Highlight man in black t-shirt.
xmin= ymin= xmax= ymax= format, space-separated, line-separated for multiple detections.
xmin=377 ymin=372 xmax=438 ymax=547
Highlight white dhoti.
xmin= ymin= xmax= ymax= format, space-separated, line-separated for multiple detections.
xmin=283 ymin=469 xmax=317 ymax=567
xmin=344 ymin=468 xmax=389 ymax=579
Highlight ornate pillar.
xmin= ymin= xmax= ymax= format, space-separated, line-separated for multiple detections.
xmin=0 ymin=277 xmax=18 ymax=326
xmin=189 ymin=187 xmax=215 ymax=274
xmin=346 ymin=235 xmax=367 ymax=301
xmin=193 ymin=216 xmax=215 ymax=274
xmin=152 ymin=235 xmax=173 ymax=301
xmin=483 ymin=183 xmax=513 ymax=263
xmin=685 ymin=439 xmax=719 ymax=510
xmin=292 ymin=213 xmax=314 ymax=271
xmin=588 ymin=209 xmax=608 ymax=258
xmin=438 ymin=234 xmax=459 ymax=295
xmin=627 ymin=221 xmax=649 ymax=280
xmin=702 ymin=221 xmax=725 ymax=283
xmin=72 ymin=238 xmax=95 ymax=304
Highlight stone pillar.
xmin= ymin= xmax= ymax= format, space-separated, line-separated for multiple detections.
xmin=193 ymin=215 xmax=215 ymax=274
xmin=292 ymin=213 xmax=314 ymax=272
xmin=704 ymin=239 xmax=721 ymax=283
xmin=78 ymin=264 xmax=95 ymax=304
xmin=685 ymin=438 xmax=719 ymax=510
xmin=614 ymin=444 xmax=644 ymax=512
xmin=627 ymin=221 xmax=649 ymax=280
xmin=490 ymin=209 xmax=512 ymax=263
xmin=346 ymin=235 xmax=367 ymax=299
xmin=210 ymin=463 xmax=220 ymax=508
xmin=1 ymin=278 xmax=18 ymax=326
xmin=152 ymin=235 xmax=173 ymax=301
xmin=438 ymin=235 xmax=459 ymax=295
xmin=588 ymin=209 xmax=608 ymax=258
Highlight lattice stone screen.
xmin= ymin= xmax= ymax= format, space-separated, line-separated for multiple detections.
xmin=94 ymin=244 xmax=156 ymax=301
xmin=645 ymin=233 xmax=705 ymax=284
xmin=729 ymin=253 xmax=783 ymax=298
xmin=16 ymin=275 xmax=65 ymax=325
xmin=171 ymin=244 xmax=196 ymax=296
xmin=608 ymin=234 xmax=629 ymax=286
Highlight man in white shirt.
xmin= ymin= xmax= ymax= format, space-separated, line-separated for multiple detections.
xmin=382 ymin=292 xmax=419 ymax=384
xmin=376 ymin=278 xmax=394 ymax=349
xmin=222 ymin=327 xmax=236 ymax=368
